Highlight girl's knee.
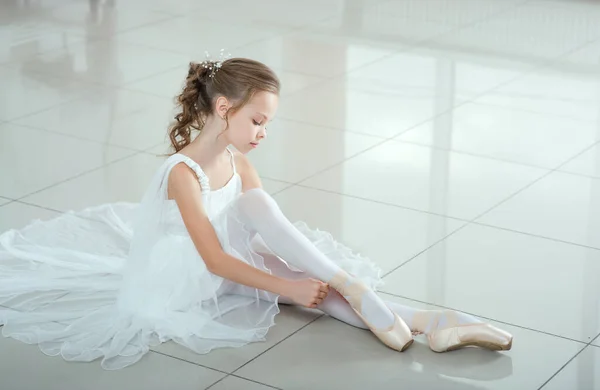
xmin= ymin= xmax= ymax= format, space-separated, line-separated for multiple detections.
xmin=239 ymin=188 xmax=278 ymax=212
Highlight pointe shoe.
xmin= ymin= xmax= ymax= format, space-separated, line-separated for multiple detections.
xmin=330 ymin=271 xmax=413 ymax=352
xmin=416 ymin=310 xmax=513 ymax=353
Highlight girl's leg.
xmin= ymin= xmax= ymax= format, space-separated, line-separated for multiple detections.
xmin=258 ymin=240 xmax=512 ymax=352
xmin=260 ymin=252 xmax=484 ymax=333
xmin=235 ymin=189 xmax=395 ymax=330
xmin=258 ymin=250 xmax=369 ymax=330
xmin=235 ymin=188 xmax=413 ymax=351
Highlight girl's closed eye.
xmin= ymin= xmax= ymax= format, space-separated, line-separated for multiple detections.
xmin=252 ymin=120 xmax=262 ymax=126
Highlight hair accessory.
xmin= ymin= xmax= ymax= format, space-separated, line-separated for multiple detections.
xmin=201 ymin=49 xmax=231 ymax=78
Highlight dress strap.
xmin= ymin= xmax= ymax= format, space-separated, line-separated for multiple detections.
xmin=168 ymin=154 xmax=211 ymax=193
xmin=226 ymin=148 xmax=237 ymax=175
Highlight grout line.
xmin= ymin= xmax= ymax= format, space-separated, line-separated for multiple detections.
xmin=380 ymin=224 xmax=470 ymax=278
xmin=108 ymin=14 xmax=182 ymax=36
xmin=204 ymin=373 xmax=284 ymax=390
xmin=203 ymin=375 xmax=229 ymax=390
xmin=272 ymin=117 xmax=390 ymax=139
xmin=283 ymin=15 xmax=600 ymax=192
xmin=376 ymin=145 xmax=600 ymax=275
xmin=230 ymin=314 xmax=324 ymax=375
xmin=5 ymin=121 xmax=151 ymax=154
xmin=470 ymin=170 xmax=554 ymax=221
xmin=0 ymin=0 xmax=543 ymax=171
xmin=390 ymin=138 xmax=574 ymax=172
xmin=551 ymin=140 xmax=600 ymax=173
xmin=472 ymin=138 xmax=600 ymax=223
xmin=10 ymin=200 xmax=65 ymax=215
xmin=547 ymin=168 xmax=600 ymax=182
xmin=289 ymin=183 xmax=600 ymax=251
xmin=221 ymin=0 xmax=532 ymax=108
xmin=270 ymin=183 xmax=296 ymax=197
xmin=291 ymin=183 xmax=471 ymax=222
xmin=6 ymin=93 xmax=91 ymax=124
xmin=378 ymin=291 xmax=592 ymax=346
xmin=290 ymin=62 xmax=544 ymax=190
xmin=226 ymin=374 xmax=284 ymax=390
xmin=283 ymin=36 xmax=600 ymax=267
xmin=470 ymin=220 xmax=600 ymax=251
xmin=148 ymin=349 xmax=232 ymax=376
xmin=537 ymin=345 xmax=590 ymax=390
xmin=14 ymin=150 xmax=142 ymax=202
xmin=466 ymin=99 xmax=600 ymax=125
xmin=114 ymin=12 xmax=336 ymax=93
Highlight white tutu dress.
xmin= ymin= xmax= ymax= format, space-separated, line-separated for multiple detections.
xmin=0 ymin=150 xmax=383 ymax=369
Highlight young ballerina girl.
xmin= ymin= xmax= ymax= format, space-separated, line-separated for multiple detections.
xmin=0 ymin=57 xmax=512 ymax=370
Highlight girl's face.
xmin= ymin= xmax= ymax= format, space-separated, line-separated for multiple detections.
xmin=222 ymin=91 xmax=279 ymax=154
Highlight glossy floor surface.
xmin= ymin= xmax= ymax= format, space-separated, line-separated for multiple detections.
xmin=2 ymin=0 xmax=600 ymax=389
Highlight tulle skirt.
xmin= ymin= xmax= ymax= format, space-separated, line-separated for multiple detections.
xmin=0 ymin=202 xmax=383 ymax=369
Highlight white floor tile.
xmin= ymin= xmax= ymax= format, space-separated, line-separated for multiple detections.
xmin=300 ymin=140 xmax=547 ymax=220
xmin=153 ymin=305 xmax=320 ymax=373
xmin=479 ymin=171 xmax=600 ymax=249
xmin=0 ymin=64 xmax=96 ymax=121
xmin=235 ymin=301 xmax=583 ymax=390
xmin=209 ymin=376 xmax=277 ymax=390
xmin=200 ymin=0 xmax=345 ymax=29
xmin=345 ymin=48 xmax=526 ymax=102
xmin=560 ymin=143 xmax=600 ymax=179
xmin=397 ymin=101 xmax=600 ymax=169
xmin=382 ymin=223 xmax=600 ymax=342
xmin=33 ymin=1 xmax=175 ymax=39
xmin=541 ymin=346 xmax=600 ymax=390
xmin=432 ymin=1 xmax=600 ymax=64
xmin=0 ymin=123 xmax=134 ymax=199
xmin=117 ymin=16 xmax=289 ymax=58
xmin=24 ymin=39 xmax=189 ymax=87
xmin=0 ymin=202 xmax=60 ymax=232
xmin=14 ymin=89 xmax=173 ymax=150
xmin=234 ymin=31 xmax=397 ymax=78
xmin=309 ymin=10 xmax=459 ymax=49
xmin=0 ymin=335 xmax=225 ymax=390
xmin=558 ymin=38 xmax=600 ymax=68
xmin=0 ymin=29 xmax=85 ymax=66
xmin=113 ymin=0 xmax=229 ymax=16
xmin=277 ymin=76 xmax=469 ymax=138
xmin=273 ymin=186 xmax=466 ymax=275
xmin=259 ymin=178 xmax=292 ymax=195
xmin=21 ymin=153 xmax=163 ymax=212
xmin=475 ymin=38 xmax=600 ymax=125
xmin=365 ymin=0 xmax=523 ymax=26
xmin=247 ymin=119 xmax=384 ymax=182
xmin=0 ymin=0 xmax=75 ymax=11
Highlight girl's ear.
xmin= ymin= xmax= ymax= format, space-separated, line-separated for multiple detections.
xmin=215 ymin=96 xmax=231 ymax=119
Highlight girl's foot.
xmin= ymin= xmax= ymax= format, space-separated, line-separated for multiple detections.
xmin=330 ymin=271 xmax=413 ymax=352
xmin=413 ymin=310 xmax=512 ymax=352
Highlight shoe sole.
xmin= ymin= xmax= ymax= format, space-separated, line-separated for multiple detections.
xmin=400 ymin=338 xmax=414 ymax=352
xmin=444 ymin=337 xmax=513 ymax=352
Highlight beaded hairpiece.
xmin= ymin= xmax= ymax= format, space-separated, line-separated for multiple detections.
xmin=201 ymin=49 xmax=232 ymax=78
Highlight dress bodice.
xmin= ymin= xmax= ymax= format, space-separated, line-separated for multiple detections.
xmin=162 ymin=151 xmax=242 ymax=231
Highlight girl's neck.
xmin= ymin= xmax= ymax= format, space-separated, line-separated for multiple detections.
xmin=181 ymin=115 xmax=229 ymax=167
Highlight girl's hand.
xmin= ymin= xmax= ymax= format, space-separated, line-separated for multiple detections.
xmin=286 ymin=279 xmax=330 ymax=308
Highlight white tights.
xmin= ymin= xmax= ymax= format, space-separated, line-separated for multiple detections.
xmin=233 ymin=189 xmax=482 ymax=334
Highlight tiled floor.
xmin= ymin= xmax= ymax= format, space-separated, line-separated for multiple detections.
xmin=2 ymin=0 xmax=600 ymax=389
